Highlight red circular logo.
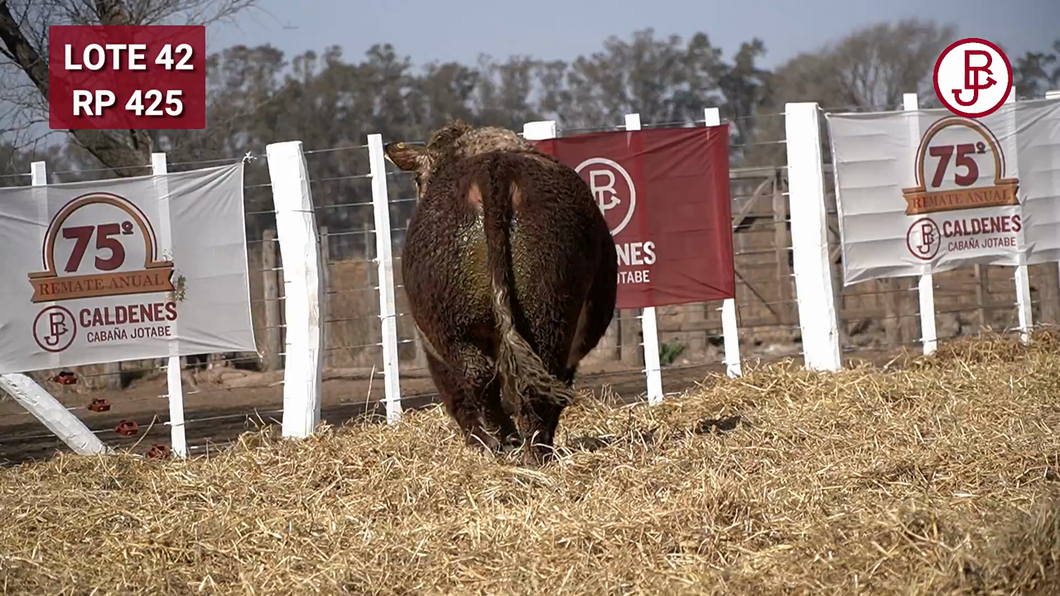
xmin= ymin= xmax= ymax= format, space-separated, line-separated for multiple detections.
xmin=574 ymin=157 xmax=637 ymax=236
xmin=32 ymin=306 xmax=77 ymax=353
xmin=906 ymin=218 xmax=941 ymax=261
xmin=933 ymin=38 xmax=1013 ymax=119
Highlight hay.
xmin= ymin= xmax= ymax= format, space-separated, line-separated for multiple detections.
xmin=2 ymin=331 xmax=1060 ymax=595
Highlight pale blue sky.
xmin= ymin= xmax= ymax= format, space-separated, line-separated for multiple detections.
xmin=206 ymin=0 xmax=1058 ymax=71
xmin=13 ymin=0 xmax=1059 ymax=151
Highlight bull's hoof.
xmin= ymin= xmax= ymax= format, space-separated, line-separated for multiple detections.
xmin=465 ymin=430 xmax=522 ymax=457
xmin=518 ymin=441 xmax=557 ymax=467
xmin=519 ymin=449 xmax=554 ymax=467
xmin=488 ymin=436 xmax=524 ymax=459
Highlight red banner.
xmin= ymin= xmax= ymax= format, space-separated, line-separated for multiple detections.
xmin=533 ymin=125 xmax=735 ymax=309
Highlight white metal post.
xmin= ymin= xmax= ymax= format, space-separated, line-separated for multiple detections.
xmin=622 ymin=113 xmax=665 ymax=404
xmin=903 ymin=94 xmax=938 ymax=355
xmin=785 ymin=103 xmax=842 ymax=372
xmin=1048 ymin=90 xmax=1060 ymax=318
xmin=0 ymin=375 xmax=112 ymax=456
xmin=367 ymin=134 xmax=403 ymax=424
xmin=266 ymin=140 xmax=325 ymax=438
xmin=522 ymin=120 xmax=558 ymax=141
xmin=151 ymin=153 xmax=187 ymax=457
xmin=1006 ymin=90 xmax=1034 ymax=344
xmin=705 ymin=107 xmax=742 ymax=377
xmin=0 ymin=161 xmax=112 ymax=456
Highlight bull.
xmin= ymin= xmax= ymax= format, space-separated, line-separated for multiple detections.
xmin=384 ymin=120 xmax=617 ymax=462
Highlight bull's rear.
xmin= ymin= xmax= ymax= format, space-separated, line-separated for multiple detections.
xmin=389 ymin=124 xmax=617 ymax=462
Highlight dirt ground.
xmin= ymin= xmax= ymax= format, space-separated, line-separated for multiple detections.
xmin=0 ymin=360 xmax=723 ymax=466
xmin=0 ymin=341 xmax=917 ymax=467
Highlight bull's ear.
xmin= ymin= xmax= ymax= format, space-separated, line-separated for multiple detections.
xmin=383 ymin=142 xmax=427 ymax=172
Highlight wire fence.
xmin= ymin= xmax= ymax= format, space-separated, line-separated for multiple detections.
xmin=3 ymin=98 xmax=1060 ymax=465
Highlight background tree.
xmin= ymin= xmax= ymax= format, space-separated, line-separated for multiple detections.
xmin=0 ymin=0 xmax=260 ymax=174
xmin=7 ymin=16 xmax=1060 ymax=243
xmin=1014 ymin=39 xmax=1059 ymax=99
xmin=741 ymin=18 xmax=956 ymax=168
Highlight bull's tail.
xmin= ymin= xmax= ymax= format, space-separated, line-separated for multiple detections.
xmin=479 ymin=159 xmax=576 ymax=419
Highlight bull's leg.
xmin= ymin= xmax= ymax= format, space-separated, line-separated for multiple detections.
xmin=425 ymin=347 xmax=517 ymax=453
xmin=520 ymin=402 xmax=564 ymax=465
xmin=424 ymin=351 xmax=484 ymax=444
xmin=522 ymin=259 xmax=616 ymax=465
xmin=476 ymin=374 xmax=521 ymax=453
xmin=567 ymin=248 xmax=618 ymax=374
xmin=513 ymin=356 xmax=576 ymax=465
xmin=464 ymin=346 xmax=521 ymax=452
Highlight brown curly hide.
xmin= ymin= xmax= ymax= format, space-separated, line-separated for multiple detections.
xmin=385 ymin=121 xmax=618 ymax=462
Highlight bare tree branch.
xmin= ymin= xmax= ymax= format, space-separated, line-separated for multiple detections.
xmin=0 ymin=0 xmax=257 ymax=173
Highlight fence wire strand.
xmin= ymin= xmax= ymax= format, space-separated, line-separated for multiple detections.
xmin=5 ymin=104 xmax=1060 ymax=464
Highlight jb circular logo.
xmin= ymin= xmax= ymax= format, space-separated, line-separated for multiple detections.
xmin=574 ymin=157 xmax=636 ymax=236
xmin=906 ymin=218 xmax=942 ymax=261
xmin=33 ymin=305 xmax=77 ymax=353
xmin=933 ymin=38 xmax=1012 ymax=118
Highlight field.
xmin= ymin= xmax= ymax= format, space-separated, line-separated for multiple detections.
xmin=1 ymin=330 xmax=1058 ymax=595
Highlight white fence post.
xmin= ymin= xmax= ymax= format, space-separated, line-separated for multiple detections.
xmin=903 ymin=94 xmax=938 ymax=355
xmin=522 ymin=120 xmax=557 ymax=141
xmin=0 ymin=161 xmax=112 ymax=456
xmin=622 ymin=113 xmax=665 ymax=404
xmin=1048 ymin=90 xmax=1060 ymax=322
xmin=151 ymin=152 xmax=187 ymax=458
xmin=785 ymin=102 xmax=842 ymax=371
xmin=266 ymin=141 xmax=325 ymax=438
xmin=0 ymin=375 xmax=112 ymax=456
xmin=705 ymin=107 xmax=742 ymax=377
xmin=1005 ymin=90 xmax=1034 ymax=343
xmin=367 ymin=134 xmax=403 ymax=424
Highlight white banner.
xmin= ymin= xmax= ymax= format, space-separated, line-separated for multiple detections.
xmin=825 ymin=97 xmax=1060 ymax=285
xmin=0 ymin=162 xmax=257 ymax=374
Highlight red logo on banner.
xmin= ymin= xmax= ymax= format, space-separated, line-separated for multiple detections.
xmin=575 ymin=156 xmax=638 ymax=235
xmin=534 ymin=126 xmax=735 ymax=309
xmin=933 ymin=38 xmax=1012 ymax=118
xmin=48 ymin=26 xmax=206 ymax=130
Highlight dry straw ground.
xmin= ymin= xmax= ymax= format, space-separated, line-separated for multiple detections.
xmin=2 ymin=331 xmax=1060 ymax=595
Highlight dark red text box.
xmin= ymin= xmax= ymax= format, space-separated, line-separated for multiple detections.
xmin=49 ymin=25 xmax=206 ymax=130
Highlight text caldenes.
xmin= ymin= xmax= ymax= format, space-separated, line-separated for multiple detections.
xmin=616 ymin=241 xmax=656 ymax=267
xmin=942 ymin=214 xmax=1021 ymax=254
xmin=616 ymin=240 xmax=655 ymax=284
xmin=80 ymin=302 xmax=178 ymax=345
xmin=79 ymin=302 xmax=178 ymax=328
xmin=4 ymin=159 xmax=258 ymax=374
xmin=942 ymin=214 xmax=1021 ymax=237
